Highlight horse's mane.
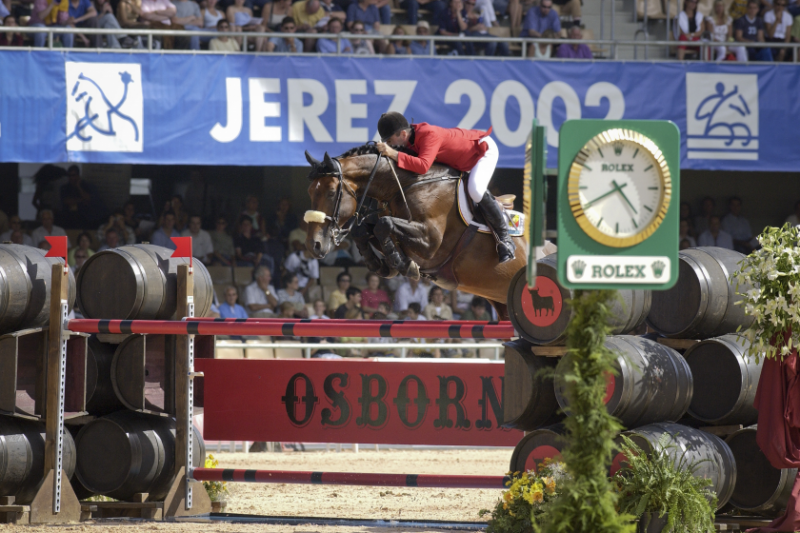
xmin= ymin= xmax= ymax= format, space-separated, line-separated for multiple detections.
xmin=337 ymin=143 xmax=417 ymax=158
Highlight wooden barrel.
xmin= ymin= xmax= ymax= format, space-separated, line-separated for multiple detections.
xmin=74 ymin=411 xmax=205 ymax=501
xmin=611 ymin=422 xmax=736 ymax=509
xmin=555 ymin=336 xmax=692 ymax=428
xmin=76 ymin=244 xmax=213 ymax=320
xmin=647 ymin=247 xmax=754 ymax=339
xmin=726 ymin=425 xmax=796 ymax=515
xmin=0 ymin=244 xmax=76 ymax=334
xmin=508 ymin=255 xmax=651 ymax=345
xmin=509 ymin=425 xmax=566 ymax=474
xmin=85 ymin=337 xmax=126 ymax=416
xmin=0 ymin=415 xmax=77 ymax=504
xmin=685 ymin=334 xmax=761 ymax=426
xmin=502 ymin=339 xmax=563 ymax=431
xmin=111 ymin=334 xmax=171 ymax=414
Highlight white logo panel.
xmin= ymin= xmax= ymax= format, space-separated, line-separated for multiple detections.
xmin=66 ymin=62 xmax=143 ymax=152
xmin=685 ymin=73 xmax=758 ymax=161
xmin=567 ymin=255 xmax=671 ymax=284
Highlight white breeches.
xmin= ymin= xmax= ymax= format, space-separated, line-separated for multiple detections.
xmin=714 ymin=44 xmax=747 ymax=62
xmin=467 ymin=136 xmax=499 ymax=203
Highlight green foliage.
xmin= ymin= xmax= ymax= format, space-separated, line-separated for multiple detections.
xmin=613 ymin=435 xmax=717 ymax=533
xmin=480 ymin=460 xmax=569 ymax=533
xmin=542 ymin=290 xmax=635 ymax=533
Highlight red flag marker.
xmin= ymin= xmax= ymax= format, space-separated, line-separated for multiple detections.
xmin=45 ymin=236 xmax=69 ymax=272
xmin=171 ymin=236 xmax=193 ymax=268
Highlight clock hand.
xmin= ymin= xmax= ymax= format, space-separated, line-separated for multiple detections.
xmin=584 ymin=182 xmax=628 ymax=209
xmin=612 ymin=180 xmax=638 ymax=215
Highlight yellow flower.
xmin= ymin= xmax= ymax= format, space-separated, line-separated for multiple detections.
xmin=504 ymin=491 xmax=513 ymax=502
xmin=523 ymin=491 xmax=534 ymax=505
xmin=544 ymin=477 xmax=556 ymax=494
xmin=532 ymin=490 xmax=544 ymax=503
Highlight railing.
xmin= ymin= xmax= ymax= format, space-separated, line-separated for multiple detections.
xmin=215 ymin=340 xmax=505 ymax=359
xmin=3 ymin=26 xmax=800 ymax=62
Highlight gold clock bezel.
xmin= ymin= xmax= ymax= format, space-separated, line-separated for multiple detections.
xmin=567 ymin=128 xmax=672 ymax=248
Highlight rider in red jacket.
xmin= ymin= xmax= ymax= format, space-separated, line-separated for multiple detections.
xmin=376 ymin=112 xmax=515 ymax=263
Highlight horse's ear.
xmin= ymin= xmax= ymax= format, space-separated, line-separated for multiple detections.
xmin=305 ymin=150 xmax=320 ymax=167
xmin=323 ymin=152 xmax=334 ymax=169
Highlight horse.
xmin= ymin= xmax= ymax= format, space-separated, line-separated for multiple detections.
xmin=303 ymin=145 xmax=527 ymax=320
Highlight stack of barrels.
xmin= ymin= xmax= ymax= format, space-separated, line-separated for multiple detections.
xmin=505 ymin=247 xmax=788 ymax=516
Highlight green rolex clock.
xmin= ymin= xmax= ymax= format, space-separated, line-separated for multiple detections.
xmin=557 ymin=120 xmax=680 ymax=290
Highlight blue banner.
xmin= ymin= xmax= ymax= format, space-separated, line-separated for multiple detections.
xmin=0 ymin=51 xmax=795 ymax=170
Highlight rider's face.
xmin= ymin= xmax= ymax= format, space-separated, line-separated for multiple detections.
xmin=386 ymin=129 xmax=408 ymax=146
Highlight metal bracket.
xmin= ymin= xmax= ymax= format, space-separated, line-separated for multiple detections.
xmin=185 ymin=301 xmax=195 ymax=510
xmin=53 ymin=299 xmax=69 ymax=514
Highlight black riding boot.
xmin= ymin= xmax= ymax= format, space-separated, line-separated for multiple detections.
xmin=478 ymin=192 xmax=516 ymax=264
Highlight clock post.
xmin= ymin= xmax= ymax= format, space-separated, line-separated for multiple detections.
xmin=556 ymin=119 xmax=680 ymax=290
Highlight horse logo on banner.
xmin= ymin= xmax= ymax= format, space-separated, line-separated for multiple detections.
xmin=65 ymin=62 xmax=143 ymax=153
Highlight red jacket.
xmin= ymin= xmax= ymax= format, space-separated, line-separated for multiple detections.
xmin=396 ymin=123 xmax=492 ymax=175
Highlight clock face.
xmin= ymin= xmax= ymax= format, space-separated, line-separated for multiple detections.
xmin=567 ymin=129 xmax=672 ymax=248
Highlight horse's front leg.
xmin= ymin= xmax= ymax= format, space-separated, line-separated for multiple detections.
xmin=374 ymin=216 xmax=440 ymax=281
xmin=351 ymin=221 xmax=398 ymax=278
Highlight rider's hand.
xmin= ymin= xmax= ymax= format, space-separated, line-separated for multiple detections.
xmin=376 ymin=143 xmax=399 ymax=161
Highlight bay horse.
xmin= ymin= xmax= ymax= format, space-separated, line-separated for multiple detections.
xmin=303 ymin=145 xmax=527 ymax=319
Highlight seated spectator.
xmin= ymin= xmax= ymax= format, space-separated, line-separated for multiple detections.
xmin=786 ymin=200 xmax=800 ymax=226
xmin=210 ymin=19 xmax=240 ymax=49
xmin=450 ymin=289 xmax=473 ymax=318
xmin=377 ymin=302 xmax=398 ymax=320
xmin=424 ymin=286 xmax=454 ymax=320
xmin=117 ymin=0 xmax=149 ymax=32
xmin=278 ymin=301 xmax=296 ymax=319
xmin=211 ymin=216 xmax=235 ymax=264
xmin=345 ymin=0 xmax=381 ymax=32
xmin=266 ymin=197 xmax=298 ymax=247
xmin=676 ymin=0 xmax=704 ymax=60
xmin=219 ymin=286 xmax=249 ymax=319
xmin=234 ymin=216 xmax=274 ymax=271
xmin=202 ymin=0 xmax=225 ymax=30
xmin=245 ymin=266 xmax=278 ymax=316
xmin=140 ymin=0 xmax=178 ymax=48
xmin=266 ymin=15 xmax=303 ymax=51
xmin=31 ymin=210 xmax=71 ymax=249
xmin=734 ymin=0 xmax=773 ymax=60
xmin=327 ymin=271 xmax=351 ymax=313
xmin=721 ymin=196 xmax=758 ymax=253
xmin=73 ymin=248 xmax=90 ymax=272
xmin=698 ymin=215 xmax=734 ymax=249
xmin=29 ymin=0 xmax=73 ymax=48
xmin=388 ymin=24 xmax=410 ymax=54
xmin=320 ymin=0 xmax=346 ymax=20
xmin=460 ymin=296 xmax=492 ymax=320
xmin=406 ymin=302 xmax=426 ymax=321
xmin=335 ymin=286 xmax=362 ymax=318
xmin=181 ymin=215 xmax=214 ymax=264
xmin=530 ymin=27 xmax=556 ymax=58
xmin=290 ymin=0 xmax=323 ymax=48
xmin=398 ymin=0 xmax=444 ymax=25
xmin=97 ymin=210 xmax=135 ymax=246
xmin=729 ymin=0 xmax=747 ymax=19
xmin=97 ymin=228 xmax=122 ymax=251
xmin=262 ymin=225 xmax=285 ymax=280
xmin=764 ymin=0 xmax=792 ymax=60
xmin=679 ymin=219 xmax=697 ymax=248
xmin=122 ymin=201 xmax=149 ymax=242
xmin=680 ymin=238 xmax=693 ymax=250
xmin=361 ymin=273 xmax=391 ymax=316
xmin=707 ymin=0 xmax=747 ymax=61
xmin=284 ymin=247 xmax=320 ymax=291
xmin=171 ymin=0 xmax=204 ymax=50
xmin=263 ymin=0 xmax=292 ymax=29
xmin=60 ymin=166 xmax=106 ymax=228
xmin=150 ymin=210 xmax=181 ymax=250
xmin=556 ymin=25 xmax=592 ymax=58
xmin=350 ymin=19 xmax=375 ymax=53
xmin=66 ymin=0 xmax=100 ymax=47
xmin=317 ymin=18 xmax=353 ymax=52
xmin=241 ymin=195 xmax=265 ymax=236
xmin=227 ymin=0 xmax=268 ymax=50
xmin=463 ymin=0 xmax=509 ymax=56
xmin=521 ymin=0 xmax=560 ymax=38
xmin=394 ymin=277 xmax=428 ymax=312
xmin=694 ymin=196 xmax=716 ymax=235
xmin=68 ymin=232 xmax=95 ymax=267
xmin=278 ymin=273 xmax=308 ymax=317
xmin=0 ymin=215 xmax=34 ymax=245
xmin=0 ymin=15 xmax=25 ymax=46
xmin=165 ymin=195 xmax=188 ymax=233
xmin=552 ymin=0 xmax=581 ymax=25
xmin=410 ymin=20 xmax=435 ymax=54
xmin=310 ymin=299 xmax=330 ymax=319
xmin=288 ymin=220 xmax=308 ymax=253
xmin=435 ymin=0 xmax=468 ymax=55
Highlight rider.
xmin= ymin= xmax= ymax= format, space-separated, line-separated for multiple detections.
xmin=375 ymin=112 xmax=515 ymax=264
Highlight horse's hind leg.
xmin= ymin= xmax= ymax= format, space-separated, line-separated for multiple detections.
xmin=489 ymin=301 xmax=509 ymax=321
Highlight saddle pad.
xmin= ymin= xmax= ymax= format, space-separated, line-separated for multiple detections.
xmin=457 ymin=179 xmax=526 ymax=237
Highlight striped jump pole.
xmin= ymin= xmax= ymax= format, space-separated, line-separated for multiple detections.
xmin=67 ymin=319 xmax=516 ymax=339
xmin=187 ymin=317 xmax=505 ymax=325
xmin=191 ymin=468 xmax=511 ymax=489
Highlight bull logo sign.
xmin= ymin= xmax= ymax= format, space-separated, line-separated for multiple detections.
xmin=520 ymin=276 xmax=562 ymax=327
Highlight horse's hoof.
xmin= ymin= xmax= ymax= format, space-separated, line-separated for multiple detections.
xmin=406 ymin=261 xmax=421 ymax=281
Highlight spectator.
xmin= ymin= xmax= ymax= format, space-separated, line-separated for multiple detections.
xmin=181 ymin=215 xmax=214 ymax=264
xmin=117 ymin=0 xmax=150 ymax=31
xmin=460 ymin=296 xmax=492 ymax=320
xmin=0 ymin=215 xmax=34 ymax=245
xmin=318 ymin=17 xmax=352 ymax=51
xmin=679 ymin=201 xmax=692 ymax=220
xmin=227 ymin=0 xmax=268 ymax=51
xmin=211 ymin=216 xmax=235 ymax=264
xmin=166 ymin=195 xmax=188 ymax=233
xmin=97 ymin=210 xmax=135 ymax=246
xmin=171 ymin=0 xmax=204 ymax=50
xmin=65 ymin=0 xmax=99 ymax=47
xmin=140 ymin=0 xmax=178 ymax=48
xmin=530 ymin=27 xmax=555 ymax=57
xmin=346 ymin=0 xmax=382 ymax=32
xmin=68 ymin=232 xmax=95 ymax=267
xmin=95 ymin=0 xmax=134 ymax=48
xmin=29 ymin=0 xmax=73 ymax=48
xmin=150 ymin=210 xmax=181 ymax=250
xmin=202 ymin=0 xmax=225 ymax=30
xmin=694 ymin=196 xmax=716 ymax=235
xmin=288 ymin=220 xmax=308 ymax=253
xmin=245 ymin=266 xmax=278 ymax=316
xmin=60 ymin=166 xmax=106 ymax=228
xmin=676 ymin=0 xmax=704 ymax=59
xmin=556 ymin=25 xmax=592 ymax=58
xmin=234 ymin=216 xmax=273 ymax=272
xmin=38 ymin=240 xmax=51 ymax=251
xmin=73 ymin=248 xmax=90 ymax=272
xmin=310 ymin=299 xmax=329 ymax=319
xmin=335 ymin=286 xmax=362 ymax=318
xmin=284 ymin=248 xmax=320 ymax=290
xmin=679 ymin=219 xmax=697 ymax=248
xmin=350 ymin=19 xmax=375 ymax=53
xmin=394 ymin=277 xmax=428 ymax=312
xmin=0 ymin=0 xmax=9 ymax=19
xmin=219 ymin=286 xmax=249 ymax=319
xmin=263 ymin=0 xmax=292 ymax=29
xmin=707 ymin=0 xmax=747 ymax=60
xmin=786 ymin=200 xmax=800 ymax=226
xmin=377 ymin=302 xmax=398 ymax=320
xmin=680 ymin=238 xmax=693 ymax=250
xmin=122 ymin=201 xmax=148 ymax=242
xmin=241 ymin=195 xmax=265 ymax=236
xmin=449 ymin=288 xmax=474 ymax=318
xmin=278 ymin=273 xmax=308 ymax=317
xmin=388 ymin=24 xmax=410 ymax=53
xmin=278 ymin=301 xmax=296 ymax=319
xmin=406 ymin=302 xmax=426 ymax=321
xmin=320 ymin=0 xmax=346 ymax=20
xmin=209 ymin=17 xmax=240 ymax=49
xmin=721 ymin=196 xmax=758 ymax=253
xmin=291 ymin=0 xmax=324 ymax=48
xmin=463 ymin=0 xmax=509 ymax=56
xmin=424 ymin=286 xmax=454 ymax=320
xmin=730 ymin=0 xmax=748 ymax=19
xmin=698 ymin=215 xmax=734 ymax=249
xmin=0 ymin=15 xmax=24 ymax=45
xmin=266 ymin=15 xmax=303 ymax=51
xmin=734 ymin=0 xmax=774 ymax=60
xmin=97 ymin=228 xmax=122 ymax=251
xmin=552 ymin=0 xmax=581 ymax=25
xmin=409 ymin=20 xmax=434 ymax=54
xmin=266 ymin=197 xmax=297 ymax=247
xmin=327 ymin=271 xmax=351 ymax=313
xmin=31 ymin=210 xmax=71 ymax=249
xmin=521 ymin=0 xmax=560 ymax=38
xmin=361 ymin=273 xmax=391 ymax=316
xmin=399 ymin=0 xmax=444 ymax=24
xmin=764 ymin=0 xmax=792 ymax=59
xmin=435 ymin=0 xmax=468 ymax=55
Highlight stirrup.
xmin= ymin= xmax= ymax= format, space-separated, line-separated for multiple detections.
xmin=496 ymin=240 xmax=516 ymax=264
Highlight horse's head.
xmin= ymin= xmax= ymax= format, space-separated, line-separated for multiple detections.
xmin=304 ymin=150 xmax=359 ymax=259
